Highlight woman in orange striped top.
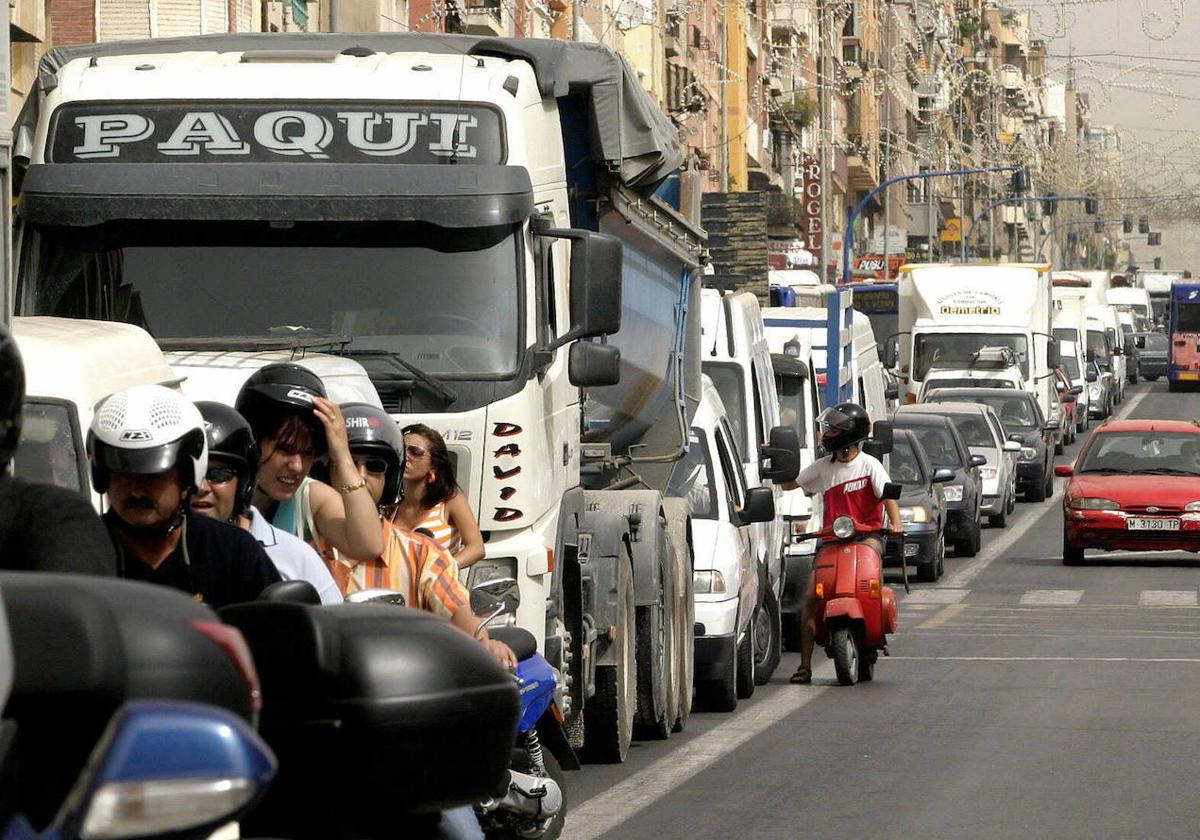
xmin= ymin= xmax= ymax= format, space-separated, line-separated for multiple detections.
xmin=390 ymin=424 xmax=485 ymax=569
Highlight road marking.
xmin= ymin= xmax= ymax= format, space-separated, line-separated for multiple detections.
xmin=917 ymin=603 xmax=966 ymax=629
xmin=889 ymin=655 xmax=1200 ymax=662
xmin=566 ymin=662 xmax=835 ymax=839
xmin=1139 ymin=589 xmax=1199 ymax=606
xmin=904 ymin=588 xmax=969 ymax=604
xmin=1019 ymin=589 xmax=1084 ymax=605
xmin=936 ymin=384 xmax=1154 ymax=590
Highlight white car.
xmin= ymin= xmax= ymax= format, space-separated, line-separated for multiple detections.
xmin=904 ymin=401 xmax=1020 ymax=528
xmin=668 ymin=376 xmax=774 ymax=713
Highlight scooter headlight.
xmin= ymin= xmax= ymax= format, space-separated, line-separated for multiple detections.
xmin=832 ymin=516 xmax=856 ymax=540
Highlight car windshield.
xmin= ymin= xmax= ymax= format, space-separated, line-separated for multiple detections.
xmin=1140 ymin=333 xmax=1168 ymax=351
xmin=667 ymin=429 xmax=718 ymax=519
xmin=946 ymin=414 xmax=994 ymax=448
xmin=902 ymin=424 xmax=961 ymax=469
xmin=19 ymin=220 xmax=523 ymax=378
xmin=888 ymin=435 xmax=926 ymax=485
xmin=1079 ymin=431 xmax=1200 ymax=476
xmin=1087 ymin=329 xmax=1110 ymax=365
xmin=932 ymin=393 xmax=1038 ymax=433
xmin=914 ymin=333 xmax=1029 ymax=380
xmin=927 ymin=378 xmax=1014 ymax=392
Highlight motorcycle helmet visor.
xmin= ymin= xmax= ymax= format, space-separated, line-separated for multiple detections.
xmin=818 ymin=406 xmax=856 ymax=440
xmin=94 ymin=438 xmax=190 ymax=478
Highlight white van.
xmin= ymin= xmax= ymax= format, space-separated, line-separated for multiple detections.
xmin=761 ymin=306 xmax=890 ymax=423
xmin=1085 ymin=305 xmax=1126 ymax=403
xmin=12 ymin=316 xmax=181 ymax=511
xmin=699 ymin=288 xmax=786 ymax=684
xmin=671 ymin=376 xmax=767 ymax=711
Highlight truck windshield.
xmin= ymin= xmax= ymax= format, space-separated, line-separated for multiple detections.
xmin=19 ymin=220 xmax=522 ymax=378
xmin=1053 ymin=327 xmax=1078 ymax=345
xmin=913 ymin=333 xmax=1029 ymax=381
xmin=667 ymin=429 xmax=717 ymax=519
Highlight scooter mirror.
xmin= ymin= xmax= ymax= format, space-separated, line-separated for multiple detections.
xmin=881 ymin=481 xmax=902 ymax=501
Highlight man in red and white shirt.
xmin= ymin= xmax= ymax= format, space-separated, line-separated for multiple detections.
xmin=787 ymin=403 xmax=901 ymax=684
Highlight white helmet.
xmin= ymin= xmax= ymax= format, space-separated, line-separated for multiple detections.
xmin=88 ymin=385 xmax=208 ymax=494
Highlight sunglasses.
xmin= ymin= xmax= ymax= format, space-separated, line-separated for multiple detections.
xmin=405 ymin=444 xmax=430 ymax=459
xmin=355 ymin=457 xmax=390 ymax=475
xmin=205 ymin=466 xmax=238 ymax=485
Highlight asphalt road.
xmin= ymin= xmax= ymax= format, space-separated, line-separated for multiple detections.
xmin=566 ymin=380 xmax=1200 ymax=840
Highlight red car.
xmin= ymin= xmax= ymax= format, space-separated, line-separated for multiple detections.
xmin=1056 ymin=419 xmax=1200 ymax=564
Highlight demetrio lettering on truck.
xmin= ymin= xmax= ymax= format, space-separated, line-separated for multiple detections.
xmin=48 ymin=101 xmax=505 ymax=164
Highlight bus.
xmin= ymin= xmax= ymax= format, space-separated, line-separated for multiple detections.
xmin=846 ymin=281 xmax=899 ymax=367
xmin=1168 ymin=282 xmax=1200 ymax=391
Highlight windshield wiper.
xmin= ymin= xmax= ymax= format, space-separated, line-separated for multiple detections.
xmin=156 ymin=333 xmax=353 ymax=353
xmin=1133 ymin=467 xmax=1200 ymax=476
xmin=341 ymin=349 xmax=458 ymax=405
xmin=1079 ymin=467 xmax=1130 ymax=474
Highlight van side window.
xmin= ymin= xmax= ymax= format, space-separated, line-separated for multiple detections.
xmin=750 ymin=361 xmax=766 ymax=451
xmin=715 ymin=420 xmax=747 ymax=510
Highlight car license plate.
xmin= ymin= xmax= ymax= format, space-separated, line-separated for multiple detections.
xmin=1178 ymin=372 xmax=1199 ymax=381
xmin=1126 ymin=518 xmax=1181 ymax=531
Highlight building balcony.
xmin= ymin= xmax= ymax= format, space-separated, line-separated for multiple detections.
xmin=463 ymin=0 xmax=505 ymax=35
xmin=847 ymin=152 xmax=877 ymax=192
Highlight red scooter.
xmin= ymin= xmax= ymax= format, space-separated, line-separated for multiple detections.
xmin=811 ymin=499 xmax=903 ymax=685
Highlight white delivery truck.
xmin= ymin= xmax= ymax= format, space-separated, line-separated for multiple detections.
xmin=897 ymin=264 xmax=1059 ymax=422
xmin=1051 ymin=277 xmax=1092 ymax=428
xmin=1137 ymin=270 xmax=1185 ymax=328
xmin=1057 ymin=271 xmax=1128 ymax=400
xmin=1107 ymin=286 xmax=1153 ymax=324
xmin=12 ymin=34 xmax=808 ymax=763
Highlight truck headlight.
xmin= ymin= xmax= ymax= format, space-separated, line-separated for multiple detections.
xmin=694 ymin=570 xmax=727 ymax=594
xmin=942 ymin=485 xmax=963 ymax=502
xmin=1019 ymin=446 xmax=1037 ymax=461
xmin=899 ymin=505 xmax=928 ymax=523
xmin=468 ymin=557 xmax=520 ymax=615
xmin=1068 ymin=497 xmax=1120 ymax=511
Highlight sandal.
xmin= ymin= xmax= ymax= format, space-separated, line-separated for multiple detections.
xmin=790 ymin=666 xmax=812 ymax=685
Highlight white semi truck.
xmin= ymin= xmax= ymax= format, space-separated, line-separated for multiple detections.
xmin=897 ymin=264 xmax=1058 ymax=420
xmin=1137 ymin=270 xmax=1185 ymax=328
xmin=10 ymin=34 xmax=803 ymax=764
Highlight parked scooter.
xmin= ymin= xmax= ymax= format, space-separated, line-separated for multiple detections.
xmin=810 ymin=497 xmax=903 ymax=685
xmin=474 ymin=579 xmax=579 ymax=840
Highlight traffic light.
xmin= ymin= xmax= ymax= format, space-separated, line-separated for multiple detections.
xmin=1154 ymin=257 xmax=1163 ymax=270
xmin=1123 ymin=215 xmax=1133 ymax=234
xmin=1148 ymin=232 xmax=1162 ymax=246
xmin=1084 ymin=197 xmax=1099 ymax=215
xmin=1138 ymin=215 xmax=1150 ymax=234
xmin=1042 ymin=192 xmax=1058 ymax=216
xmin=1011 ymin=169 xmax=1029 ymax=193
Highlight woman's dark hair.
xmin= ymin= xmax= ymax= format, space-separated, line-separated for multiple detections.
xmin=263 ymin=414 xmax=328 ymax=459
xmin=403 ymin=423 xmax=457 ymax=508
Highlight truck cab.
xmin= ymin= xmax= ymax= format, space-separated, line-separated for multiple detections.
xmin=10 ymin=316 xmax=180 ymax=511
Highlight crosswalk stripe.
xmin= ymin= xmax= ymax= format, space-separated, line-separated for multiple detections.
xmin=1019 ymin=589 xmax=1084 ymax=605
xmin=904 ymin=588 xmax=969 ymax=604
xmin=1139 ymin=590 xmax=1199 ymax=606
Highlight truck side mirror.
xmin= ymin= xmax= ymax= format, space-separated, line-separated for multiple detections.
xmin=760 ymin=425 xmax=801 ymax=484
xmin=738 ymin=486 xmax=776 ymax=525
xmin=1046 ymin=340 xmax=1060 ymax=368
xmin=536 ymin=225 xmax=623 ymax=350
xmin=568 ymin=341 xmax=621 ymax=387
xmin=868 ymin=420 xmax=894 ymax=456
xmin=884 ymin=383 xmax=899 ymax=400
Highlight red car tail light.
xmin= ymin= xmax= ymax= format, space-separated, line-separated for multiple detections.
xmin=192 ymin=621 xmax=263 ymax=723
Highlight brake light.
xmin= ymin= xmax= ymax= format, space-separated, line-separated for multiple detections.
xmin=192 ymin=622 xmax=263 ymax=722
xmin=869 ymin=579 xmax=881 ymax=599
xmin=817 ymin=373 xmax=828 ymax=386
xmin=815 ymin=582 xmax=825 ymax=599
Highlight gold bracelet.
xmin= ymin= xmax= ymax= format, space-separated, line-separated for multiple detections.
xmin=338 ymin=477 xmax=367 ymax=495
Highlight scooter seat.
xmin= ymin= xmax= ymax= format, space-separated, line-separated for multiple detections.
xmin=489 ymin=626 xmax=538 ymax=660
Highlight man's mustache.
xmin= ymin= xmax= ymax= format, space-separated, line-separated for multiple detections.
xmin=122 ymin=497 xmax=157 ymax=510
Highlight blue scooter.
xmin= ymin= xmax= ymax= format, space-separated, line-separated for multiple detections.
xmin=474 ymin=581 xmax=579 ymax=840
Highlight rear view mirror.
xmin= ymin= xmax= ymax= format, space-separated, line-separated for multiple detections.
xmin=881 ymin=481 xmax=903 ymax=500
xmin=1043 ymin=420 xmax=1061 ymax=432
xmin=568 ymin=341 xmax=621 ymax=387
xmin=1003 ymin=440 xmax=1022 ymax=453
xmin=1054 ymin=464 xmax=1075 ymax=477
xmin=1046 ymin=340 xmax=1060 ymax=368
xmin=930 ymin=467 xmax=955 ymax=484
xmin=969 ymin=454 xmax=987 ymax=468
xmin=738 ymin=486 xmax=776 ymax=525
xmin=760 ymin=425 xmax=801 ymax=484
xmin=54 ymin=700 xmax=275 ymax=840
xmin=537 ymin=225 xmax=623 ymax=350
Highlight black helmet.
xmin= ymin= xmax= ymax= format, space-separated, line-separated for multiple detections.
xmin=234 ymin=363 xmax=327 ymax=446
xmin=342 ymin=402 xmax=406 ymax=507
xmin=196 ymin=401 xmax=259 ymax=517
xmin=0 ymin=323 xmax=23 ymax=471
xmin=818 ymin=402 xmax=871 ymax=453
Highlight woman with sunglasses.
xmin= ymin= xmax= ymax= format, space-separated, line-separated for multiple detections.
xmin=390 ymin=423 xmax=485 ymax=570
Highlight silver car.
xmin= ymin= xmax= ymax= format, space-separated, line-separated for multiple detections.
xmin=904 ymin=402 xmax=1020 ymax=527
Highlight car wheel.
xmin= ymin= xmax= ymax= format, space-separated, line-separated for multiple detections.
xmin=1062 ymin=529 xmax=1085 ymax=566
xmin=988 ymin=504 xmax=1008 ymax=528
xmin=1026 ymin=471 xmax=1047 ymax=503
xmin=917 ymin=540 xmax=939 ymax=582
xmin=1055 ymin=437 xmax=1064 ymax=456
xmin=1043 ymin=464 xmax=1054 ymax=499
xmin=937 ymin=533 xmax=946 ymax=577
xmin=957 ymin=519 xmax=981 ymax=557
xmin=734 ymin=625 xmax=755 ymax=700
xmin=1007 ymin=482 xmax=1017 ymax=514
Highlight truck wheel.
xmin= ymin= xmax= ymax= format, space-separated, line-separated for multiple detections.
xmin=582 ymin=558 xmax=635 ymax=763
xmin=752 ymin=587 xmax=782 ymax=685
xmin=735 ymin=626 xmax=755 ymax=699
xmin=695 ymin=632 xmax=738 ymax=713
xmin=831 ymin=626 xmax=859 ymax=686
xmin=1062 ymin=530 xmax=1085 ymax=566
xmin=633 ymin=561 xmax=675 ymax=741
xmin=662 ymin=499 xmax=693 ymax=734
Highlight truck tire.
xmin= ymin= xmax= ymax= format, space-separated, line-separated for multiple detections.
xmin=735 ymin=626 xmax=755 ymax=699
xmin=661 ymin=498 xmax=693 ymax=734
xmin=582 ymin=558 xmax=635 ymax=763
xmin=634 ymin=556 xmax=676 ymax=741
xmin=752 ymin=587 xmax=782 ymax=685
